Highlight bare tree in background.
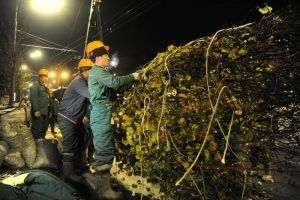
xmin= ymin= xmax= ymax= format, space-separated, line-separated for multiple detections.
xmin=0 ymin=0 xmax=27 ymax=106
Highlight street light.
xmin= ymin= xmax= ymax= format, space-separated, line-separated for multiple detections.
xmin=21 ymin=64 xmax=28 ymax=70
xmin=31 ymin=0 xmax=65 ymax=15
xmin=60 ymin=71 xmax=69 ymax=88
xmin=61 ymin=71 xmax=69 ymax=80
xmin=9 ymin=0 xmax=65 ymax=105
xmin=49 ymin=71 xmax=56 ymax=78
xmin=30 ymin=50 xmax=42 ymax=59
xmin=29 ymin=82 xmax=33 ymax=87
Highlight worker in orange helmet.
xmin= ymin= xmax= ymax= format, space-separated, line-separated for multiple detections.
xmin=86 ymin=40 xmax=148 ymax=200
xmin=58 ymin=59 xmax=93 ymax=184
xmin=29 ymin=69 xmax=50 ymax=139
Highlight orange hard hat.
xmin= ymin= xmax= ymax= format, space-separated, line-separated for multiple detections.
xmin=38 ymin=69 xmax=49 ymax=76
xmin=78 ymin=59 xmax=93 ymax=69
xmin=86 ymin=40 xmax=109 ymax=56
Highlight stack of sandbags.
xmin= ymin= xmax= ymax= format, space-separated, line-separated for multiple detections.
xmin=0 ymin=122 xmax=36 ymax=168
xmin=18 ymin=124 xmax=37 ymax=168
xmin=0 ymin=105 xmax=62 ymax=170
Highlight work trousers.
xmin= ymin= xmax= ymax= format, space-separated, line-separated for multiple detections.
xmin=84 ymin=122 xmax=94 ymax=162
xmin=57 ymin=116 xmax=86 ymax=173
xmin=48 ymin=115 xmax=57 ymax=133
xmin=90 ymin=103 xmax=115 ymax=167
xmin=31 ymin=114 xmax=48 ymax=139
xmin=58 ymin=116 xmax=85 ymax=155
xmin=58 ymin=116 xmax=87 ymax=172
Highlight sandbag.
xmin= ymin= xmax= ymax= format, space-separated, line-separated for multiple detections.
xmin=17 ymin=124 xmax=36 ymax=168
xmin=32 ymin=139 xmax=60 ymax=169
xmin=0 ymin=122 xmax=36 ymax=168
xmin=0 ymin=122 xmax=18 ymax=138
xmin=4 ymin=149 xmax=25 ymax=169
xmin=0 ymin=140 xmax=9 ymax=156
xmin=0 ymin=107 xmax=27 ymax=124
xmin=0 ymin=122 xmax=21 ymax=153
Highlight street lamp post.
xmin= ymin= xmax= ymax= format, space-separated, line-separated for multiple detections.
xmin=8 ymin=0 xmax=20 ymax=106
xmin=13 ymin=0 xmax=19 ymax=51
xmin=10 ymin=0 xmax=65 ymax=105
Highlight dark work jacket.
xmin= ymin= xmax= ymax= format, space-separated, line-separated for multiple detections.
xmin=30 ymin=80 xmax=49 ymax=116
xmin=1 ymin=170 xmax=76 ymax=200
xmin=0 ymin=183 xmax=27 ymax=200
xmin=88 ymin=65 xmax=134 ymax=104
xmin=58 ymin=74 xmax=89 ymax=124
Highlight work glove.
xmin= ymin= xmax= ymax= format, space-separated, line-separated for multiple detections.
xmin=132 ymin=69 xmax=150 ymax=82
xmin=141 ymin=69 xmax=151 ymax=82
xmin=132 ymin=72 xmax=140 ymax=81
xmin=83 ymin=116 xmax=89 ymax=125
xmin=34 ymin=111 xmax=41 ymax=118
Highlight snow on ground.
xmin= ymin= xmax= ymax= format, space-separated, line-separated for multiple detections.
xmin=111 ymin=161 xmax=163 ymax=199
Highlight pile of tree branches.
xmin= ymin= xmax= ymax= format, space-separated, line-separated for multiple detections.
xmin=113 ymin=8 xmax=300 ymax=199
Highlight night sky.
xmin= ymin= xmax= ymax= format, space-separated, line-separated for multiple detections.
xmin=0 ymin=0 xmax=298 ymax=75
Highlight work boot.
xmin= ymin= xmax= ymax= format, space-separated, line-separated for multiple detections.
xmin=82 ymin=171 xmax=97 ymax=190
xmin=62 ymin=153 xmax=83 ymax=183
xmin=62 ymin=160 xmax=84 ymax=183
xmin=94 ymin=171 xmax=123 ymax=200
